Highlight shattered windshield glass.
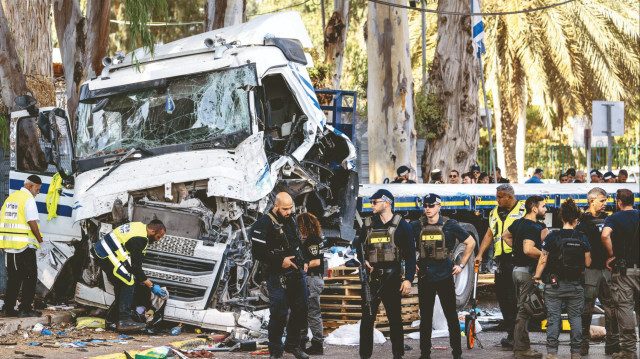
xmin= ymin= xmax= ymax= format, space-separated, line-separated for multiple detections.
xmin=75 ymin=64 xmax=256 ymax=159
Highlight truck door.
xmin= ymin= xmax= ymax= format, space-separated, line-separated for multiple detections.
xmin=9 ymin=107 xmax=80 ymax=296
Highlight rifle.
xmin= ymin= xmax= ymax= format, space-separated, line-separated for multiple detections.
xmin=358 ymin=241 xmax=373 ymax=317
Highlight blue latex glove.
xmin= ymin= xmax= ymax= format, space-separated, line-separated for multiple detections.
xmin=152 ymin=284 xmax=167 ymax=297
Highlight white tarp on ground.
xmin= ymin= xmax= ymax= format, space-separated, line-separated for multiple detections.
xmin=407 ymin=296 xmax=482 ymax=339
xmin=325 ymin=320 xmax=386 ymax=345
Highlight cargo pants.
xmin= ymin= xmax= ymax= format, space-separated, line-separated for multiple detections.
xmin=581 ymin=268 xmax=619 ymax=353
xmin=305 ymin=274 xmax=324 ymax=344
xmin=544 ymin=279 xmax=584 ymax=354
xmin=513 ymin=267 xmax=537 ymax=352
xmin=611 ymin=267 xmax=640 ymax=356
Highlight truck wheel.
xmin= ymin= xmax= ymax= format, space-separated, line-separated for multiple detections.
xmin=453 ymin=242 xmax=474 ymax=310
xmin=454 ymin=223 xmax=480 ymax=309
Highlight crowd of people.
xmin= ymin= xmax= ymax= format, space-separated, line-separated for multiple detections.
xmin=391 ymin=165 xmax=631 ymax=185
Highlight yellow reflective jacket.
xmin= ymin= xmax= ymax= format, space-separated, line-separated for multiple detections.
xmin=0 ymin=190 xmax=40 ymax=250
xmin=489 ymin=200 xmax=526 ymax=257
xmin=93 ymin=222 xmax=148 ymax=285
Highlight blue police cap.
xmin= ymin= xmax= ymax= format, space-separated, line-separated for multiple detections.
xmin=370 ymin=189 xmax=394 ymax=204
xmin=423 ymin=193 xmax=442 ymax=205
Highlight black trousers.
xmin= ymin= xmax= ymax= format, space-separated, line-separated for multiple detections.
xmin=419 ymin=275 xmax=462 ymax=357
xmin=4 ymin=248 xmax=38 ymax=312
xmin=360 ymin=270 xmax=404 ymax=358
xmin=95 ymin=257 xmax=135 ymax=322
xmin=495 ymin=260 xmax=517 ymax=337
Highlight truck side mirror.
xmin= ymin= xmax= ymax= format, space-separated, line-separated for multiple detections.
xmin=14 ymin=95 xmax=38 ymax=116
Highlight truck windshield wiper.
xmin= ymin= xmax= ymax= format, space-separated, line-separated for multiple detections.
xmin=86 ymin=147 xmax=153 ymax=191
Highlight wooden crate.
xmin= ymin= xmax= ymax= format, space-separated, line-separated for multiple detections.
xmin=321 ymin=266 xmax=420 ymax=335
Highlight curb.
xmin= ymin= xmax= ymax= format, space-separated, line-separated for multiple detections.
xmin=89 ymin=338 xmax=210 ymax=359
xmin=0 ymin=308 xmax=85 ymax=336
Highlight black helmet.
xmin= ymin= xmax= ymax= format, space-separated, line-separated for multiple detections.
xmin=523 ymin=290 xmax=546 ymax=320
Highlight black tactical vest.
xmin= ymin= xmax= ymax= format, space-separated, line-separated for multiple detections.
xmin=364 ymin=214 xmax=403 ymax=264
xmin=418 ymin=216 xmax=450 ymax=260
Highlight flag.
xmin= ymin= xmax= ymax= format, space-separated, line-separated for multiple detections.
xmin=471 ymin=0 xmax=486 ymax=58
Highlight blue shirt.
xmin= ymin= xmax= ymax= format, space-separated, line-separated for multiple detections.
xmin=525 ymin=176 xmax=543 ymax=183
xmin=603 ymin=209 xmax=640 ymax=266
xmin=411 ymin=215 xmax=471 ymax=282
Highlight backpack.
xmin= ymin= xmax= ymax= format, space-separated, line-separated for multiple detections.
xmin=552 ymin=230 xmax=586 ymax=279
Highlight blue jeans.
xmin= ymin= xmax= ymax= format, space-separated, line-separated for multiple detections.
xmin=267 ymin=270 xmax=308 ymax=356
xmin=544 ymin=280 xmax=584 ymax=354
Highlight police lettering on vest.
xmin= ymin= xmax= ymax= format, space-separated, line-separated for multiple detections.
xmin=489 ymin=200 xmax=526 ymax=258
xmin=418 ymin=217 xmax=450 ymax=260
xmin=93 ymin=222 xmax=148 ymax=285
xmin=0 ymin=190 xmax=40 ymax=250
xmin=364 ymin=214 xmax=403 ymax=264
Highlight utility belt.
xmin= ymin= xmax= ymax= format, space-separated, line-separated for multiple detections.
xmin=613 ymin=259 xmax=639 ymax=276
xmin=307 ymin=272 xmax=323 ymax=277
xmin=279 ymin=268 xmax=304 ymax=288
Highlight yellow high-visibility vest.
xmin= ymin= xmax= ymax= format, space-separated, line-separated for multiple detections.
xmin=93 ymin=222 xmax=148 ymax=285
xmin=0 ymin=190 xmax=40 ymax=250
xmin=489 ymin=200 xmax=526 ymax=257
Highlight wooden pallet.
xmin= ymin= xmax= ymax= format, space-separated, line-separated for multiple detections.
xmin=321 ymin=267 xmax=421 ymax=335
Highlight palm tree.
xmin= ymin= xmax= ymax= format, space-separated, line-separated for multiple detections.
xmin=482 ymin=0 xmax=640 ymax=181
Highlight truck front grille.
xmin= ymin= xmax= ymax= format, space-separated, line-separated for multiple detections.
xmin=147 ymin=235 xmax=198 ymax=257
xmin=147 ymin=279 xmax=207 ymax=302
xmin=144 ymin=251 xmax=215 ymax=274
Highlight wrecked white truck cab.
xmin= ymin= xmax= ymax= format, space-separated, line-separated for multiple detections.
xmin=9 ymin=11 xmax=358 ymax=331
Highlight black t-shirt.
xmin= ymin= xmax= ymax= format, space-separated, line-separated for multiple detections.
xmin=354 ymin=214 xmax=416 ymax=282
xmin=577 ymin=212 xmax=608 ymax=269
xmin=410 ymin=216 xmax=470 ymax=282
xmin=542 ymin=229 xmax=590 ymax=280
xmin=603 ymin=209 xmax=640 ymax=266
xmin=302 ymin=235 xmax=325 ymax=276
xmin=509 ymin=218 xmax=543 ymax=268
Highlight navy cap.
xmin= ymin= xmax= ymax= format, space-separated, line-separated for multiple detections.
xmin=396 ymin=165 xmax=410 ymax=176
xmin=603 ymin=171 xmax=616 ymax=180
xmin=470 ymin=164 xmax=481 ymax=172
xmin=534 ymin=168 xmax=544 ymax=174
xmin=423 ymin=193 xmax=442 ymax=205
xmin=370 ymin=189 xmax=394 ymax=204
xmin=590 ymin=169 xmax=602 ymax=177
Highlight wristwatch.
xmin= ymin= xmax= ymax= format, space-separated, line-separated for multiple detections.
xmin=459 ymin=263 xmax=465 ymax=269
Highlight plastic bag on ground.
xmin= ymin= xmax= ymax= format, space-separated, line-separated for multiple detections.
xmin=325 ymin=321 xmax=386 ymax=345
xmin=76 ymin=317 xmax=106 ymax=329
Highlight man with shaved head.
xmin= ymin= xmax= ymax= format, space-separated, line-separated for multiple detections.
xmin=250 ymin=192 xmax=309 ymax=359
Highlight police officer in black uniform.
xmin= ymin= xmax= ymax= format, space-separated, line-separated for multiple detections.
xmin=411 ymin=193 xmax=475 ymax=359
xmin=533 ymin=198 xmax=591 ymax=359
xmin=354 ymin=189 xmax=415 ymax=359
xmin=250 ymin=192 xmax=309 ymax=359
xmin=577 ymin=187 xmax=619 ymax=355
xmin=601 ymin=189 xmax=640 ymax=359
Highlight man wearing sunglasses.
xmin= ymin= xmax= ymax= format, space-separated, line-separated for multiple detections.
xmin=411 ymin=193 xmax=475 ymax=359
xmin=448 ymin=170 xmax=460 ymax=184
xmin=355 ymin=189 xmax=415 ymax=359
xmin=475 ymin=184 xmax=526 ymax=349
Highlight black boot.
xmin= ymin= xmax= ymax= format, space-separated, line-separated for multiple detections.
xmin=1 ymin=306 xmax=19 ymax=317
xmin=501 ymin=332 xmax=514 ymax=348
xmin=284 ymin=345 xmax=309 ymax=359
xmin=304 ymin=341 xmax=323 ymax=355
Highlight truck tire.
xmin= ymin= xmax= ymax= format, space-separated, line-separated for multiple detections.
xmin=453 ymin=223 xmax=480 ymax=309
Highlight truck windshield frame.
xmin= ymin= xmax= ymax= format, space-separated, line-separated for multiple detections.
xmin=75 ymin=64 xmax=257 ymax=162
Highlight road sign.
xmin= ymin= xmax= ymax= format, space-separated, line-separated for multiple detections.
xmin=592 ymin=101 xmax=624 ymax=137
